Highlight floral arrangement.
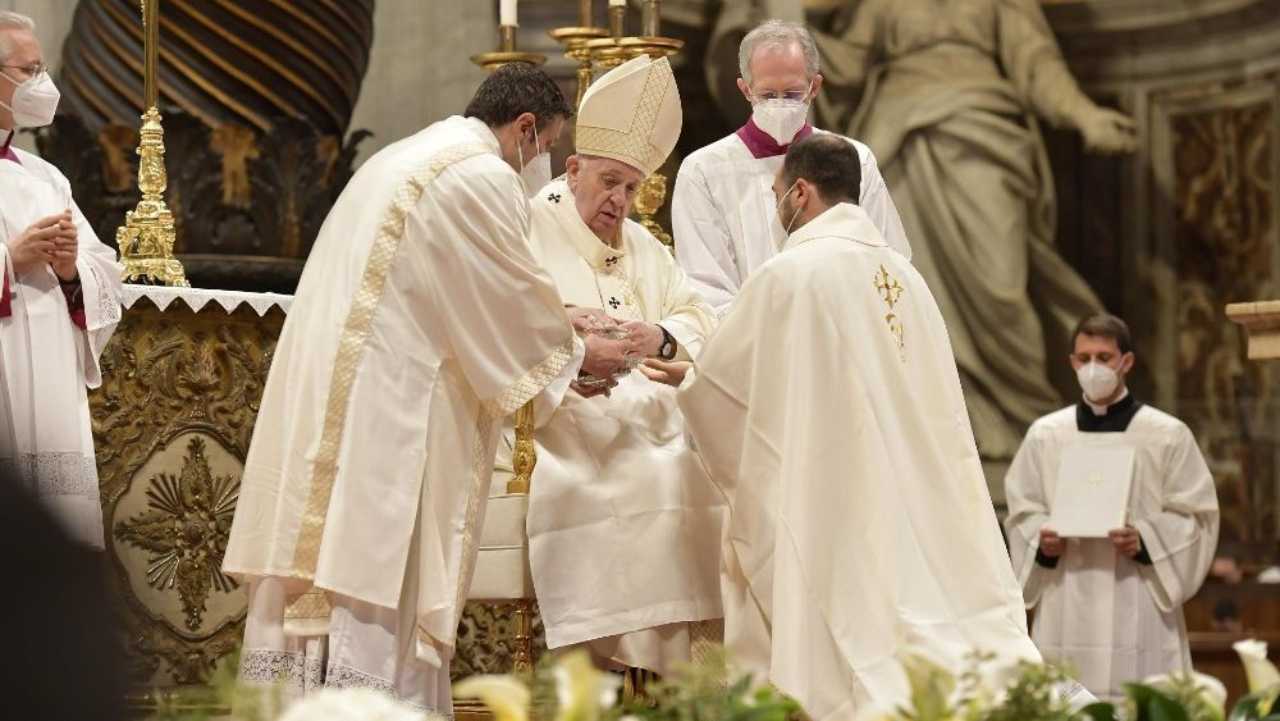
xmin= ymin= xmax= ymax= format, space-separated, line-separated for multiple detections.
xmin=147 ymin=640 xmax=1280 ymax=721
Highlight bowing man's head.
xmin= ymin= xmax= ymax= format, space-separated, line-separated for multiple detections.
xmin=774 ymin=134 xmax=861 ymax=237
xmin=465 ymin=63 xmax=573 ymax=176
xmin=565 ymin=154 xmax=644 ymax=244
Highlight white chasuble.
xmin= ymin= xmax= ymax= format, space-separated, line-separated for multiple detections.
xmin=1004 ymin=404 xmax=1219 ymax=700
xmin=678 ymin=203 xmax=1039 ymax=721
xmin=223 ymin=116 xmax=582 ymax=670
xmin=0 ymin=149 xmax=123 ymax=548
xmin=495 ymin=179 xmax=723 ymax=671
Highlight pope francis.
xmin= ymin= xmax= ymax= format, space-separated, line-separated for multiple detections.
xmin=494 ymin=55 xmax=724 ymax=675
xmin=678 ymin=134 xmax=1044 ymax=720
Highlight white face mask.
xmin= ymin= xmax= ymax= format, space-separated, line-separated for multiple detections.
xmin=774 ymin=179 xmax=802 ymax=248
xmin=752 ymin=98 xmax=809 ymax=145
xmin=516 ymin=124 xmax=551 ymax=198
xmin=1076 ymin=361 xmax=1120 ymax=403
xmin=0 ymin=70 xmax=60 ymax=128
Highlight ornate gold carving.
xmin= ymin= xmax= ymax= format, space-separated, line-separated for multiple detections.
xmin=91 ymin=300 xmax=285 ymax=695
xmin=509 ymin=402 xmax=537 ymax=494
xmin=450 ymin=601 xmax=548 ymax=681
xmin=116 ymin=106 xmax=189 ymax=286
xmin=634 ymin=172 xmax=673 ymax=248
xmin=115 ymin=436 xmax=239 ymax=632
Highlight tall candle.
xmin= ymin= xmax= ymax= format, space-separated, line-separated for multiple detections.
xmin=609 ymin=0 xmax=625 ymax=7
xmin=500 ymin=0 xmax=518 ymax=26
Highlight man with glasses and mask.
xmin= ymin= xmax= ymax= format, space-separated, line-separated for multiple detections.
xmin=0 ymin=11 xmax=123 ymax=550
xmin=1004 ymin=313 xmax=1219 ymax=700
xmin=671 ymin=19 xmax=911 ymax=316
xmin=223 ymin=64 xmax=634 ymax=713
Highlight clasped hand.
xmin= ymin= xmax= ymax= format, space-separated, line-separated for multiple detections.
xmin=1039 ymin=525 xmax=1142 ymax=560
xmin=6 ymin=211 xmax=77 ymax=280
xmin=567 ymin=307 xmax=668 ymax=397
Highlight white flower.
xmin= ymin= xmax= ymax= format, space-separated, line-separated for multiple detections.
xmin=1143 ymin=671 xmax=1226 ymax=720
xmin=554 ymin=650 xmax=621 ymax=721
xmin=277 ymin=687 xmax=438 ymax=721
xmin=453 ymin=675 xmax=532 ymax=721
xmin=1234 ymin=639 xmax=1280 ymax=693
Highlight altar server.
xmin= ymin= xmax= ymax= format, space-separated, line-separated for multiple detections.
xmin=223 ymin=65 xmax=635 ymax=714
xmin=0 ymin=10 xmax=122 ymax=549
xmin=678 ymin=134 xmax=1040 ymax=721
xmin=671 ymin=19 xmax=909 ymax=315
xmin=1005 ymin=313 xmax=1219 ymax=700
xmin=494 ymin=55 xmax=723 ymax=676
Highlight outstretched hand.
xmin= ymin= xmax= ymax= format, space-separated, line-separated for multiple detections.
xmin=1079 ymin=107 xmax=1137 ymax=155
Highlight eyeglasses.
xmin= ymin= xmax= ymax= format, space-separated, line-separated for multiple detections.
xmin=751 ymin=89 xmax=809 ymax=102
xmin=1 ymin=62 xmax=48 ymax=78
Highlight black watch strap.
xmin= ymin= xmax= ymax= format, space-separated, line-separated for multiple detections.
xmin=658 ymin=325 xmax=677 ymax=360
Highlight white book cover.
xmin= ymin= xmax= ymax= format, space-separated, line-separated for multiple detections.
xmin=1049 ymin=444 xmax=1136 ymax=538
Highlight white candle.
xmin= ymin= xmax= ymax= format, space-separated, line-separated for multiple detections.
xmin=500 ymin=0 xmax=518 ymax=26
xmin=609 ymin=0 xmax=625 ymax=7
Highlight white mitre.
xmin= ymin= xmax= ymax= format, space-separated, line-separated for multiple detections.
xmin=575 ymin=54 xmax=682 ymax=176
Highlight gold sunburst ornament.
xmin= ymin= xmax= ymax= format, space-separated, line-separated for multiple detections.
xmin=115 ymin=0 xmax=188 ymax=286
xmin=115 ymin=437 xmax=240 ymax=631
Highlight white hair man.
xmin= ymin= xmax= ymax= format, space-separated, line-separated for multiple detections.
xmin=671 ymin=19 xmax=911 ymax=315
xmin=492 ymin=55 xmax=724 ymax=675
xmin=0 ymin=11 xmax=123 ymax=549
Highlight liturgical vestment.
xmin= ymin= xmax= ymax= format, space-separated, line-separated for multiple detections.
xmin=678 ymin=203 xmax=1039 ymax=721
xmin=223 ymin=115 xmax=582 ymax=709
xmin=1004 ymin=397 xmax=1219 ymax=700
xmin=495 ymin=178 xmax=723 ymax=673
xmin=0 ymin=145 xmax=122 ymax=549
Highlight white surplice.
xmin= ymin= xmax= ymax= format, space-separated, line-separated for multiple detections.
xmin=678 ymin=203 xmax=1038 ymax=721
xmin=1004 ymin=401 xmax=1219 ymax=700
xmin=493 ymin=179 xmax=724 ymax=674
xmin=0 ymin=148 xmax=122 ymax=549
xmin=671 ymin=129 xmax=910 ymax=315
xmin=222 ymin=116 xmax=583 ymax=713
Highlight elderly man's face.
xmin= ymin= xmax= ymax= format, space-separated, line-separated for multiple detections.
xmin=566 ymin=155 xmax=644 ymax=241
xmin=0 ymin=28 xmax=44 ymax=128
xmin=738 ymin=42 xmax=818 ymax=104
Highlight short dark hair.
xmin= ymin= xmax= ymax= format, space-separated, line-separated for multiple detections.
xmin=781 ymin=134 xmax=861 ymax=205
xmin=1072 ymin=313 xmax=1132 ymax=354
xmin=464 ymin=63 xmax=573 ymax=131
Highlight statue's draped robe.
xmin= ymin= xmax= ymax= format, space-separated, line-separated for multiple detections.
xmin=679 ymin=203 xmax=1039 ymax=721
xmin=0 ymin=146 xmax=122 ymax=549
xmin=223 ymin=116 xmax=582 ymax=711
xmin=494 ymin=179 xmax=724 ymax=674
xmin=1005 ymin=399 xmax=1219 ymax=700
xmin=812 ymin=0 xmax=1105 ymax=461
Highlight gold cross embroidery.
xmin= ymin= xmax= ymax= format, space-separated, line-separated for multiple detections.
xmin=873 ymin=265 xmax=906 ymax=360
xmin=874 ymin=265 xmax=903 ymax=309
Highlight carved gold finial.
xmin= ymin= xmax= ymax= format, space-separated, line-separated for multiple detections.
xmin=508 ymin=401 xmax=537 ymax=494
xmin=634 ymin=172 xmax=672 ymax=248
xmin=117 ymin=0 xmax=188 ymax=286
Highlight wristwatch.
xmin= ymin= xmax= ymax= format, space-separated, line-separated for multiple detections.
xmin=658 ymin=325 xmax=677 ymax=360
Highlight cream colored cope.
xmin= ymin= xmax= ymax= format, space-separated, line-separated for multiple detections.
xmin=489 ymin=55 xmax=725 ymax=675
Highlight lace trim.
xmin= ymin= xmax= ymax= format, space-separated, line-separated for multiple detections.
xmin=87 ymin=261 xmax=121 ymax=329
xmin=0 ymin=451 xmax=99 ymax=497
xmin=324 ymin=662 xmax=395 ymax=695
xmin=239 ymin=648 xmax=324 ymax=693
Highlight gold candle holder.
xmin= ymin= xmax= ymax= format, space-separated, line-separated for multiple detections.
xmin=116 ymin=0 xmax=188 ymax=287
xmin=549 ymin=0 xmax=608 ymax=110
xmin=471 ymin=23 xmax=546 ymax=72
xmin=585 ymin=4 xmax=631 ymax=74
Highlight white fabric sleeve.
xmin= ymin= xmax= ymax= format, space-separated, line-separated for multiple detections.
xmin=60 ymin=173 xmax=122 ymax=389
xmin=855 ymin=146 xmax=912 ymax=261
xmin=671 ymin=157 xmax=741 ymax=315
xmin=1003 ymin=426 xmax=1056 ymax=608
xmin=1134 ymin=423 xmax=1219 ymax=612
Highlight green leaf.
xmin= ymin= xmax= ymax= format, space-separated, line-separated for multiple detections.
xmin=1128 ymin=684 xmax=1191 ymax=721
xmin=1231 ymin=692 xmax=1268 ymax=721
xmin=1075 ymin=702 xmax=1120 ymax=721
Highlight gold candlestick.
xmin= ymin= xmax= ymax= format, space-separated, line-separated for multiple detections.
xmin=619 ymin=0 xmax=683 ymax=61
xmin=585 ymin=4 xmax=632 ymax=74
xmin=471 ymin=23 xmax=546 ymax=72
xmin=549 ymin=0 xmax=608 ymax=110
xmin=116 ymin=0 xmax=188 ymax=287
